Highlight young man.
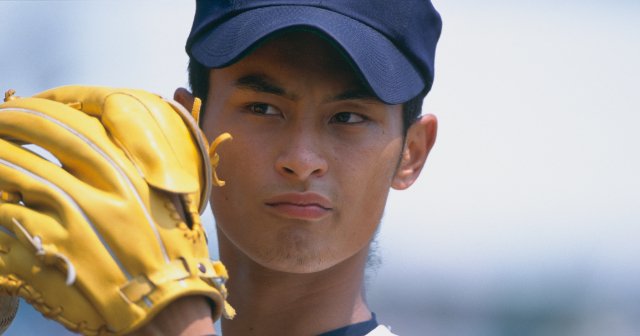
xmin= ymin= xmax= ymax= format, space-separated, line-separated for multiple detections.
xmin=138 ymin=1 xmax=441 ymax=335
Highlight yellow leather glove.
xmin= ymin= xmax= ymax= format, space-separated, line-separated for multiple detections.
xmin=0 ymin=86 xmax=234 ymax=335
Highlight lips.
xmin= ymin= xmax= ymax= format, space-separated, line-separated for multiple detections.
xmin=264 ymin=192 xmax=333 ymax=220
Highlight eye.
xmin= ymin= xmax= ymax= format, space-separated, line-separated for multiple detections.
xmin=248 ymin=103 xmax=281 ymax=116
xmin=330 ymin=112 xmax=366 ymax=124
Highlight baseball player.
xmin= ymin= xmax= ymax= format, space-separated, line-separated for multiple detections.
xmin=147 ymin=1 xmax=441 ymax=335
xmin=0 ymin=0 xmax=441 ymax=335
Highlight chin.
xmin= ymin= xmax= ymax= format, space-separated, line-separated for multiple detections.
xmin=256 ymin=253 xmax=339 ymax=274
xmin=251 ymin=235 xmax=344 ymax=274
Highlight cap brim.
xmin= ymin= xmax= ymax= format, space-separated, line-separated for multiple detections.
xmin=190 ymin=6 xmax=425 ymax=104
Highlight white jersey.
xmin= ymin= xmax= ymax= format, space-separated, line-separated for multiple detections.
xmin=366 ymin=325 xmax=398 ymax=336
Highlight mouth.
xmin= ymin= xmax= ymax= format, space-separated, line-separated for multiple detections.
xmin=264 ymin=192 xmax=333 ymax=221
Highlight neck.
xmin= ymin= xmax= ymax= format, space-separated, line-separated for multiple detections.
xmin=218 ymin=232 xmax=372 ymax=336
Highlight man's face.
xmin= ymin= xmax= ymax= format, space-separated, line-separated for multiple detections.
xmin=202 ymin=31 xmax=405 ymax=273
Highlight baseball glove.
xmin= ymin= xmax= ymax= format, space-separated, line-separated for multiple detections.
xmin=0 ymin=85 xmax=234 ymax=335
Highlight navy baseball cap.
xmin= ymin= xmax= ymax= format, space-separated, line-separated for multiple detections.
xmin=186 ymin=0 xmax=442 ymax=105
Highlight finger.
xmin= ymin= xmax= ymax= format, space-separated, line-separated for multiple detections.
xmin=173 ymin=87 xmax=195 ymax=113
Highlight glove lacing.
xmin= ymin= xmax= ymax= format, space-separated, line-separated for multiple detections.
xmin=11 ymin=218 xmax=77 ymax=285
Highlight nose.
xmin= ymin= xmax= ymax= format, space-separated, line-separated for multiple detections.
xmin=275 ymin=131 xmax=328 ymax=181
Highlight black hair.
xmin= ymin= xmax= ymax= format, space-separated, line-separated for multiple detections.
xmin=188 ymin=58 xmax=425 ymax=134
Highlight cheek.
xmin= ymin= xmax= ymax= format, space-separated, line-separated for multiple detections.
xmin=333 ymin=138 xmax=403 ymax=231
xmin=208 ymin=132 xmax=262 ymax=205
xmin=207 ymin=138 xmax=272 ymax=256
xmin=336 ymin=135 xmax=403 ymax=191
xmin=210 ymin=133 xmax=271 ymax=201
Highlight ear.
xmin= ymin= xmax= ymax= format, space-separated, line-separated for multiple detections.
xmin=392 ymin=114 xmax=438 ymax=190
xmin=173 ymin=87 xmax=195 ymax=112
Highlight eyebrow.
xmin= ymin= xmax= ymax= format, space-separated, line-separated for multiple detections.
xmin=234 ymin=74 xmax=295 ymax=99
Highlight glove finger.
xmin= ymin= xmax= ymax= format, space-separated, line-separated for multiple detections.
xmin=0 ymin=138 xmax=183 ymax=288
xmin=0 ymin=138 xmax=111 ymax=224
xmin=0 ymin=203 xmax=84 ymax=290
xmin=0 ymin=139 xmax=80 ymax=221
xmin=0 ymin=144 xmax=135 ymax=280
xmin=0 ymin=202 xmax=130 ymax=320
xmin=0 ymin=202 xmax=69 ymax=284
xmin=0 ymin=98 xmax=179 ymax=268
xmin=34 ymin=86 xmax=203 ymax=195
xmin=0 ymin=97 xmax=145 ymax=196
xmin=0 ymin=202 xmax=123 ymax=286
xmin=2 ymin=90 xmax=210 ymax=264
xmin=0 ymin=204 xmax=108 ymax=333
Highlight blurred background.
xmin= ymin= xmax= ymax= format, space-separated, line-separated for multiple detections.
xmin=1 ymin=0 xmax=639 ymax=335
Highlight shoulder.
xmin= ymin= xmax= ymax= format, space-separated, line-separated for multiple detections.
xmin=366 ymin=324 xmax=399 ymax=336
